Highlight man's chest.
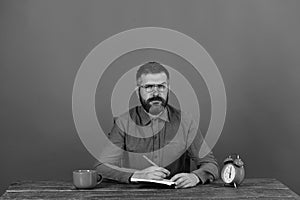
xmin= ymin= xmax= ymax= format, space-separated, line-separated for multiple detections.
xmin=124 ymin=123 xmax=187 ymax=153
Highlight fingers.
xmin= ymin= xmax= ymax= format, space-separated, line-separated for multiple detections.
xmin=178 ymin=181 xmax=194 ymax=189
xmin=145 ymin=166 xmax=170 ymax=176
xmin=148 ymin=171 xmax=166 ymax=180
xmin=156 ymin=167 xmax=170 ymax=176
xmin=170 ymin=173 xmax=198 ymax=189
xmin=170 ymin=173 xmax=186 ymax=187
xmin=176 ymin=179 xmax=190 ymax=188
xmin=170 ymin=173 xmax=182 ymax=182
xmin=135 ymin=166 xmax=170 ymax=180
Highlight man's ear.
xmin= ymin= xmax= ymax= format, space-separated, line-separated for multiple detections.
xmin=136 ymin=87 xmax=140 ymax=100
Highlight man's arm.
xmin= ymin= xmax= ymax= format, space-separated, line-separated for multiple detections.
xmin=94 ymin=118 xmax=169 ymax=183
xmin=93 ymin=119 xmax=135 ymax=183
xmin=170 ymin=117 xmax=219 ymax=188
xmin=186 ymin=118 xmax=219 ymax=184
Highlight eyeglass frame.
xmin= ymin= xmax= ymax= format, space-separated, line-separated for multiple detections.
xmin=138 ymin=83 xmax=169 ymax=93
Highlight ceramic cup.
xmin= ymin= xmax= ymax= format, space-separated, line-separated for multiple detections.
xmin=73 ymin=170 xmax=102 ymax=189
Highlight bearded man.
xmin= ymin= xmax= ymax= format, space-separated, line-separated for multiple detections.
xmin=94 ymin=62 xmax=219 ymax=188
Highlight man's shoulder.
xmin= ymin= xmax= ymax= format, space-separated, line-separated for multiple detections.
xmin=113 ymin=106 xmax=139 ymax=123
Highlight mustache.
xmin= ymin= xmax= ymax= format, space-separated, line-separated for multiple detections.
xmin=147 ymin=96 xmax=165 ymax=103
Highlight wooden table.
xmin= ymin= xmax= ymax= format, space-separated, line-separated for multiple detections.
xmin=1 ymin=178 xmax=299 ymax=199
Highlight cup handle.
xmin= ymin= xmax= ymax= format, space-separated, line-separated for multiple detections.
xmin=97 ymin=174 xmax=103 ymax=185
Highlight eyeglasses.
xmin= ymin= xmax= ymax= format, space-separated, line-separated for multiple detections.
xmin=139 ymin=84 xmax=168 ymax=93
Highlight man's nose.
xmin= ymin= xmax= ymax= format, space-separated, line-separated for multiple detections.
xmin=152 ymin=87 xmax=160 ymax=95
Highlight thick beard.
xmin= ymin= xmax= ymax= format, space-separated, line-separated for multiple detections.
xmin=139 ymin=90 xmax=168 ymax=115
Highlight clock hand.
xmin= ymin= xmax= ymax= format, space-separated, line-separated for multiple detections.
xmin=229 ymin=166 xmax=232 ymax=178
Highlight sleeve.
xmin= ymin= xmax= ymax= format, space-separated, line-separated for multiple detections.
xmin=93 ymin=118 xmax=135 ymax=183
xmin=186 ymin=118 xmax=219 ymax=184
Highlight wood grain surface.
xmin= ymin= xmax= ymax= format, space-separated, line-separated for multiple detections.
xmin=1 ymin=178 xmax=299 ymax=199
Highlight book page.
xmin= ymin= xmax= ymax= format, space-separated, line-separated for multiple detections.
xmin=130 ymin=178 xmax=176 ymax=186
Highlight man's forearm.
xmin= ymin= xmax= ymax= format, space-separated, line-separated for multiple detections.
xmin=192 ymin=162 xmax=219 ymax=184
xmin=94 ymin=163 xmax=136 ymax=183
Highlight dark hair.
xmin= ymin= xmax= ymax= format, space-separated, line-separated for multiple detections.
xmin=136 ymin=62 xmax=169 ymax=84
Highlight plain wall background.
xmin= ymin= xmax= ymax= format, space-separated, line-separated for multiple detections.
xmin=1 ymin=0 xmax=300 ymax=195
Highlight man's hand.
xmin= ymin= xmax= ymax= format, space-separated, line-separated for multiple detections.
xmin=131 ymin=166 xmax=170 ymax=180
xmin=170 ymin=173 xmax=200 ymax=188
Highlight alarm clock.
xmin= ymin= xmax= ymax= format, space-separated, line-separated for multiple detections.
xmin=221 ymin=154 xmax=245 ymax=188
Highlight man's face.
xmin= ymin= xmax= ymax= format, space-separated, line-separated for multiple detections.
xmin=138 ymin=72 xmax=169 ymax=115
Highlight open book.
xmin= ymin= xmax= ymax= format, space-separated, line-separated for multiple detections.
xmin=130 ymin=178 xmax=176 ymax=187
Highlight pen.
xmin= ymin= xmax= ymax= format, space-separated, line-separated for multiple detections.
xmin=143 ymin=155 xmax=158 ymax=167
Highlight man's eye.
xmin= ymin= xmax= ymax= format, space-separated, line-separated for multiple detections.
xmin=158 ymin=85 xmax=166 ymax=90
xmin=144 ymin=85 xmax=154 ymax=89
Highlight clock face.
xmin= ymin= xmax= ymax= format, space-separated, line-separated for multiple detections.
xmin=222 ymin=164 xmax=236 ymax=183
